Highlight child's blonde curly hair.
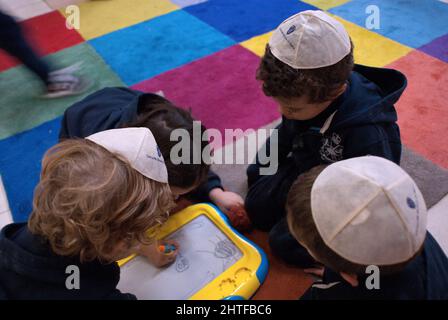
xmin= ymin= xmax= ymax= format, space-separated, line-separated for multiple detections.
xmin=28 ymin=139 xmax=174 ymax=263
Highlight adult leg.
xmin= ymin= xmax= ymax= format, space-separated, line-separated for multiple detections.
xmin=0 ymin=11 xmax=50 ymax=83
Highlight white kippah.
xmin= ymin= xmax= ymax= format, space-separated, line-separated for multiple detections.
xmin=87 ymin=127 xmax=168 ymax=184
xmin=311 ymin=156 xmax=427 ymax=266
xmin=269 ymin=10 xmax=351 ymax=69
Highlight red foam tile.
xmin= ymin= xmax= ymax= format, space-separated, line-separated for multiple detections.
xmin=132 ymin=45 xmax=281 ymax=147
xmin=0 ymin=11 xmax=84 ymax=72
xmin=387 ymin=50 xmax=448 ymax=169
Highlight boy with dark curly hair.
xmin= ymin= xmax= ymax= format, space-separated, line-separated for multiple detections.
xmin=287 ymin=157 xmax=448 ymax=299
xmin=59 ymin=88 xmax=251 ymax=231
xmin=245 ymin=10 xmax=407 ymax=267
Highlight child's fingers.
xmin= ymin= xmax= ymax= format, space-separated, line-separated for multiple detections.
xmin=163 ymin=244 xmax=178 ymax=257
xmin=168 ymin=249 xmax=178 ymax=259
xmin=219 ymin=205 xmax=231 ymax=215
xmin=162 ymin=250 xmax=177 ymax=265
xmin=304 ymin=267 xmax=324 ymax=277
xmin=227 ymin=191 xmax=244 ymax=204
xmin=164 ymin=239 xmax=180 ymax=250
xmin=233 ymin=196 xmax=245 ymax=206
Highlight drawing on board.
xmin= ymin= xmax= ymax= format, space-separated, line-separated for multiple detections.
xmin=175 ymin=253 xmax=190 ymax=273
xmin=117 ymin=214 xmax=243 ymax=300
xmin=196 ymin=236 xmax=240 ymax=272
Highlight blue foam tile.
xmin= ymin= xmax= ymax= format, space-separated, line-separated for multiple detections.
xmin=89 ymin=10 xmax=235 ymax=85
xmin=0 ymin=118 xmax=61 ymax=222
xmin=185 ymin=0 xmax=317 ymax=42
xmin=329 ymin=0 xmax=448 ymax=48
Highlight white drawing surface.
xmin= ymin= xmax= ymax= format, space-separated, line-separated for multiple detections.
xmin=117 ymin=214 xmax=243 ymax=300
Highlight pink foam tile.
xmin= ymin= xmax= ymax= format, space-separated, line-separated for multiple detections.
xmin=387 ymin=50 xmax=448 ymax=169
xmin=132 ymin=45 xmax=281 ymax=147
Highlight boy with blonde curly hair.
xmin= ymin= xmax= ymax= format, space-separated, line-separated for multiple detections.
xmin=0 ymin=128 xmax=175 ymax=299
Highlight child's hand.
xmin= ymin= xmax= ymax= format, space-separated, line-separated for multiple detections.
xmin=209 ymin=189 xmax=244 ymax=214
xmin=137 ymin=240 xmax=179 ymax=268
xmin=209 ymin=188 xmax=252 ymax=231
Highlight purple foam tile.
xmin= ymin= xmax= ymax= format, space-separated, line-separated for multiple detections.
xmin=170 ymin=0 xmax=208 ymax=8
xmin=419 ymin=33 xmax=448 ymax=63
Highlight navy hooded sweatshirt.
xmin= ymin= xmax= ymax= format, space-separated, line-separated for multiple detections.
xmin=248 ymin=65 xmax=407 ymax=206
xmin=58 ymin=87 xmax=222 ymax=202
xmin=0 ymin=223 xmax=136 ymax=300
xmin=300 ymin=233 xmax=448 ymax=300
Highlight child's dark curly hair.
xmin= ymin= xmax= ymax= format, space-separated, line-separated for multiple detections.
xmin=256 ymin=41 xmax=354 ymax=103
xmin=125 ymin=95 xmax=210 ymax=190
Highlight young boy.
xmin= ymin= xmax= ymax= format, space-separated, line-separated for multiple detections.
xmin=245 ymin=10 xmax=407 ymax=265
xmin=0 ymin=128 xmax=176 ymax=299
xmin=59 ymin=87 xmax=250 ymax=230
xmin=286 ymin=156 xmax=448 ymax=299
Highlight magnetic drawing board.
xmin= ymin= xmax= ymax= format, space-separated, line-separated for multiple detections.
xmin=116 ymin=203 xmax=268 ymax=300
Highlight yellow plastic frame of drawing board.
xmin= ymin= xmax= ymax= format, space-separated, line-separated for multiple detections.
xmin=117 ymin=203 xmax=268 ymax=300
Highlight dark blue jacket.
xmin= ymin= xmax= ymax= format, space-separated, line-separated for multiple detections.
xmin=280 ymin=64 xmax=405 ymax=169
xmin=59 ymin=87 xmax=222 ymax=201
xmin=248 ymin=65 xmax=406 ymax=201
xmin=301 ymin=233 xmax=448 ymax=300
xmin=0 ymin=223 xmax=136 ymax=300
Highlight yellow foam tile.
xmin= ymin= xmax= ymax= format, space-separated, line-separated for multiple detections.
xmin=61 ymin=0 xmax=179 ymax=40
xmin=241 ymin=31 xmax=273 ymax=57
xmin=332 ymin=15 xmax=413 ymax=67
xmin=301 ymin=0 xmax=352 ymax=11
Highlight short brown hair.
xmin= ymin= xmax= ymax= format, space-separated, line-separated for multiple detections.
xmin=286 ymin=165 xmax=421 ymax=275
xmin=28 ymin=139 xmax=174 ymax=263
xmin=126 ymin=95 xmax=210 ymax=190
xmin=256 ymin=42 xmax=354 ymax=103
